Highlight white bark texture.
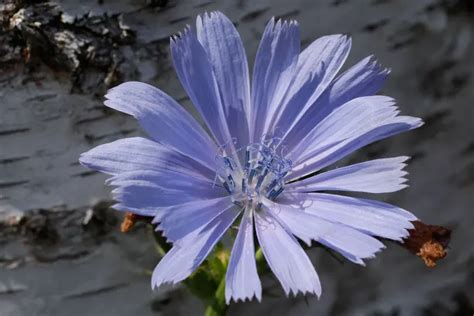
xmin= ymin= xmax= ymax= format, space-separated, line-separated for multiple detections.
xmin=0 ymin=0 xmax=473 ymax=315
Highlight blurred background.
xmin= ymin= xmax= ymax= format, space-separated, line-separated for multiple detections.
xmin=0 ymin=0 xmax=473 ymax=315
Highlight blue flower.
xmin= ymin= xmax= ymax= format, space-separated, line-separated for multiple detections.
xmin=79 ymin=12 xmax=423 ymax=303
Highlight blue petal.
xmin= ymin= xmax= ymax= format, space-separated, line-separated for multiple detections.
xmin=289 ymin=95 xmax=398 ymax=162
xmin=324 ymin=55 xmax=390 ymax=111
xmin=287 ymin=156 xmax=410 ymax=193
xmin=282 ymin=56 xmax=389 ymax=152
xmin=250 ymin=18 xmax=300 ymax=142
xmin=79 ymin=137 xmax=214 ymax=179
xmin=278 ymin=192 xmax=415 ymax=242
xmin=265 ymin=198 xmax=386 ymax=264
xmin=287 ymin=96 xmax=423 ymax=180
xmin=225 ymin=209 xmax=262 ymax=303
xmin=271 ymin=35 xmax=351 ymax=137
xmin=152 ymin=207 xmax=240 ymax=288
xmin=109 ymin=169 xmax=225 ymax=211
xmin=171 ymin=26 xmax=234 ymax=151
xmin=153 ymin=197 xmax=233 ymax=243
xmin=197 ymin=12 xmax=251 ymax=149
xmin=255 ymin=206 xmax=321 ymax=297
xmin=104 ymin=82 xmax=218 ymax=171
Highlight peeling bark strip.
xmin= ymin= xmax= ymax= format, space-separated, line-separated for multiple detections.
xmin=401 ymin=221 xmax=452 ymax=267
xmin=1 ymin=0 xmax=135 ymax=93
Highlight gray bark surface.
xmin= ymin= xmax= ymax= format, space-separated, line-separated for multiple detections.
xmin=1 ymin=0 xmax=473 ymax=315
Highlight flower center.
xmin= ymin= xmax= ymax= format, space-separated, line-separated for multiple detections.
xmin=215 ymin=138 xmax=292 ymax=210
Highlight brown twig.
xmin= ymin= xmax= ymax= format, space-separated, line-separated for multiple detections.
xmin=400 ymin=220 xmax=451 ymax=267
xmin=120 ymin=212 xmax=152 ymax=233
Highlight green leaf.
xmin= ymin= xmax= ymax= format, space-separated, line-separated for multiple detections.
xmin=204 ymin=277 xmax=227 ymax=316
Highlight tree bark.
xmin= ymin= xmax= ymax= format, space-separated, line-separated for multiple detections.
xmin=1 ymin=0 xmax=473 ymax=315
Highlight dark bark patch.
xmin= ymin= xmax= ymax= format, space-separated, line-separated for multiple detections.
xmin=2 ymin=1 xmax=136 ymax=93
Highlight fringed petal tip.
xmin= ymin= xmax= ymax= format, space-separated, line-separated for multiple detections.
xmin=364 ymin=54 xmax=390 ymax=74
xmin=111 ymin=203 xmax=127 ymax=212
xmin=266 ymin=16 xmax=300 ymax=31
xmin=225 ymin=291 xmax=263 ymax=305
xmin=170 ymin=25 xmax=193 ymax=44
xmin=151 ymin=275 xmax=180 ymax=291
xmin=326 ymin=237 xmax=387 ymax=267
xmin=103 ymin=176 xmax=116 ymax=186
xmin=103 ymin=83 xmax=122 ymax=100
xmin=339 ymin=34 xmax=352 ymax=49
xmin=150 ymin=258 xmax=187 ymax=291
xmin=77 ymin=152 xmax=89 ymax=167
xmin=225 ymin=285 xmax=321 ymax=305
xmin=78 ymin=148 xmax=116 ymax=176
xmin=354 ymin=243 xmax=387 ymax=266
xmin=197 ymin=10 xmax=226 ymax=22
xmin=78 ymin=150 xmax=97 ymax=169
xmin=153 ymin=223 xmax=175 ymax=245
xmin=411 ymin=117 xmax=425 ymax=129
xmin=394 ymin=227 xmax=412 ymax=241
xmin=285 ymin=287 xmax=322 ymax=300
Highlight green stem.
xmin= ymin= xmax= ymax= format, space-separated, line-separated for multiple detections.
xmin=255 ymin=247 xmax=266 ymax=273
xmin=204 ymin=277 xmax=227 ymax=316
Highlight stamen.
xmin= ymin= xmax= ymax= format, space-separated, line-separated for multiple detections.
xmin=215 ymin=136 xmax=292 ymax=210
xmin=224 ymin=157 xmax=234 ymax=171
xmin=255 ymin=169 xmax=268 ymax=191
xmin=248 ymin=169 xmax=256 ymax=183
xmin=240 ymin=178 xmax=245 ymax=193
xmin=268 ymin=186 xmax=284 ymax=199
xmin=227 ymin=175 xmax=235 ymax=191
xmin=223 ymin=181 xmax=232 ymax=194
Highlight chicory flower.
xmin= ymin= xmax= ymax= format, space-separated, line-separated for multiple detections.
xmin=80 ymin=11 xmax=423 ymax=303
